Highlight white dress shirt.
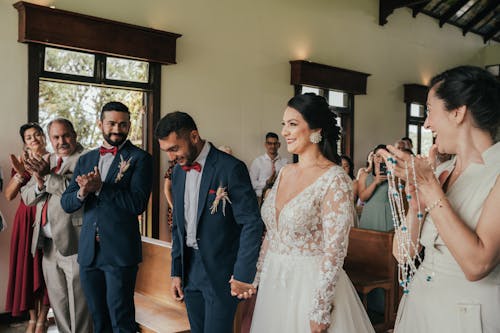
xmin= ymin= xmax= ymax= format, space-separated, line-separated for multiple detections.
xmin=185 ymin=142 xmax=211 ymax=249
xmin=249 ymin=154 xmax=288 ymax=197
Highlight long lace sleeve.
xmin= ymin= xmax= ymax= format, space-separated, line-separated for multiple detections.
xmin=252 ymin=234 xmax=269 ymax=287
xmin=309 ymin=173 xmax=354 ymax=325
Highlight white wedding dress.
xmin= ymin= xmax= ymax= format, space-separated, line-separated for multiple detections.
xmin=250 ymin=166 xmax=375 ymax=333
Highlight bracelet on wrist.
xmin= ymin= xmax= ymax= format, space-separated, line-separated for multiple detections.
xmin=13 ymin=173 xmax=25 ymax=184
xmin=424 ymin=196 xmax=447 ymax=213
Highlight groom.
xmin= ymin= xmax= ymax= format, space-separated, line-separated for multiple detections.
xmin=61 ymin=101 xmax=153 ymax=332
xmin=155 ymin=111 xmax=263 ymax=333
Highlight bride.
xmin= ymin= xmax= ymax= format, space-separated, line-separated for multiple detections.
xmin=249 ymin=93 xmax=374 ymax=333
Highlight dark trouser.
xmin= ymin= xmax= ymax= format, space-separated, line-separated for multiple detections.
xmin=79 ymin=243 xmax=138 ymax=333
xmin=184 ymin=248 xmax=238 ymax=333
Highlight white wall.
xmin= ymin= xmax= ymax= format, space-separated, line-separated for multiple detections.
xmin=0 ymin=0 xmax=495 ymax=312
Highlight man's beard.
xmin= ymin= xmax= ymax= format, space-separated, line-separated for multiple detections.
xmin=103 ymin=132 xmax=127 ymax=147
xmin=185 ymin=141 xmax=199 ymax=165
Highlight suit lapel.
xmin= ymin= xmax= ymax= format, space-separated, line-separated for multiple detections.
xmin=196 ymin=145 xmax=216 ymax=223
xmin=105 ymin=141 xmax=131 ymax=183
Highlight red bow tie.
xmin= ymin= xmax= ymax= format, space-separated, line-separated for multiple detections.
xmin=99 ymin=146 xmax=118 ymax=156
xmin=181 ymin=162 xmax=202 ymax=172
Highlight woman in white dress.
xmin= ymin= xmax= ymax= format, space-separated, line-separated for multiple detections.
xmin=249 ymin=93 xmax=374 ymax=333
xmin=385 ymin=66 xmax=500 ymax=333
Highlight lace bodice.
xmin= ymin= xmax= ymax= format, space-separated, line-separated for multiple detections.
xmin=254 ymin=165 xmax=354 ymax=325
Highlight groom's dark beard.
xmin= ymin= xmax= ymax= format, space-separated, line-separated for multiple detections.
xmin=103 ymin=132 xmax=127 ymax=147
xmin=185 ymin=141 xmax=199 ymax=165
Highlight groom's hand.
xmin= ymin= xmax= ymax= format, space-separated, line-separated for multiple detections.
xmin=229 ymin=275 xmax=256 ymax=299
xmin=170 ymin=277 xmax=184 ymax=302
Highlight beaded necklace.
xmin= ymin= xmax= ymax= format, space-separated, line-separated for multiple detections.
xmin=387 ymin=155 xmax=423 ymax=294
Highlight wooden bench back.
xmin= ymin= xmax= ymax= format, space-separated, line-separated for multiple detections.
xmin=344 ymin=228 xmax=396 ymax=278
xmin=136 ymin=237 xmax=182 ymax=309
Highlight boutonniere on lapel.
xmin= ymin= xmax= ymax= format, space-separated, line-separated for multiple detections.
xmin=115 ymin=155 xmax=132 ymax=183
xmin=210 ymin=186 xmax=232 ymax=216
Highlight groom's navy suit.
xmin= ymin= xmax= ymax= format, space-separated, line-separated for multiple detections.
xmin=171 ymin=144 xmax=263 ymax=333
xmin=61 ymin=140 xmax=152 ymax=333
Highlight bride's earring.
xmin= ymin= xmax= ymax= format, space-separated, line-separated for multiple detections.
xmin=309 ymin=132 xmax=322 ymax=144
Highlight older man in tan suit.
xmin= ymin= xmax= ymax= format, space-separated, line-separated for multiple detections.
xmin=22 ymin=118 xmax=92 ymax=333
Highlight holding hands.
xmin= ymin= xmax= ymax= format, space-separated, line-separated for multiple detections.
xmin=229 ymin=275 xmax=256 ymax=299
xmin=76 ymin=166 xmax=102 ymax=197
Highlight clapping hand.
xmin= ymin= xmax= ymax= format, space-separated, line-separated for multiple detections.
xmin=24 ymin=151 xmax=50 ymax=177
xmin=229 ymin=275 xmax=256 ymax=299
xmin=9 ymin=154 xmax=26 ymax=175
xmin=76 ymin=166 xmax=102 ymax=197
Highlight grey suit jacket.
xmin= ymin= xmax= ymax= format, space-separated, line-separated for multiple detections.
xmin=22 ymin=144 xmax=86 ymax=257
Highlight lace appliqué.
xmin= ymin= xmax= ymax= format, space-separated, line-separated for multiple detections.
xmin=254 ymin=166 xmax=354 ymax=326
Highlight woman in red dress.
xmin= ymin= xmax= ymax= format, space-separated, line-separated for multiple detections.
xmin=4 ymin=123 xmax=50 ymax=333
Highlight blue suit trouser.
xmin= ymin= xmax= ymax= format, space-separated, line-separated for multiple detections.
xmin=184 ymin=248 xmax=238 ymax=333
xmin=79 ymin=243 xmax=138 ymax=333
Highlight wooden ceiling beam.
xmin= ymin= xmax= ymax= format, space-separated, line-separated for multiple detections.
xmin=483 ymin=21 xmax=500 ymax=43
xmin=379 ymin=0 xmax=430 ymax=25
xmin=439 ymin=0 xmax=470 ymax=27
xmin=462 ymin=1 xmax=499 ymax=36
xmin=411 ymin=2 xmax=428 ymax=17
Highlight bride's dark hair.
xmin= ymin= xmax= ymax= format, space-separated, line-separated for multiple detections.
xmin=287 ymin=93 xmax=341 ymax=164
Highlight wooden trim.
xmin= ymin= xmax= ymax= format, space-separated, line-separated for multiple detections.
xmin=379 ymin=0 xmax=430 ymax=25
xmin=148 ymin=63 xmax=161 ymax=239
xmin=438 ymin=0 xmax=469 ymax=27
xmin=28 ymin=43 xmax=41 ymax=123
xmin=462 ymin=1 xmax=498 ymax=36
xmin=290 ymin=60 xmax=370 ymax=95
xmin=13 ymin=1 xmax=181 ymax=65
xmin=403 ymin=84 xmax=428 ymax=105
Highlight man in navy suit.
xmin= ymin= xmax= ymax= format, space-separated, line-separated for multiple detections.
xmin=155 ymin=111 xmax=263 ymax=333
xmin=61 ymin=102 xmax=153 ymax=333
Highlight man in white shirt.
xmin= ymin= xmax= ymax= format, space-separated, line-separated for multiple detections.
xmin=249 ymin=132 xmax=288 ymax=200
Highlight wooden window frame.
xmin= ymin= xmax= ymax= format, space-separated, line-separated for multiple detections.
xmin=290 ymin=60 xmax=371 ymax=159
xmin=16 ymin=1 xmax=181 ymax=239
xmin=404 ymin=84 xmax=429 ymax=154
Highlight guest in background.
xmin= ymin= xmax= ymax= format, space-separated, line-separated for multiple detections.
xmin=358 ymin=144 xmax=392 ymax=232
xmin=163 ymin=158 xmax=178 ymax=231
xmin=341 ymin=155 xmax=358 ymax=203
xmin=22 ymin=119 xmax=90 ymax=333
xmin=0 ymin=166 xmax=4 ymax=232
xmin=4 ymin=123 xmax=50 ymax=333
xmin=249 ymin=132 xmax=288 ymax=202
xmin=61 ymin=102 xmax=152 ymax=333
xmin=401 ymin=136 xmax=414 ymax=152
xmin=395 ymin=139 xmax=412 ymax=151
xmin=218 ymin=145 xmax=233 ymax=155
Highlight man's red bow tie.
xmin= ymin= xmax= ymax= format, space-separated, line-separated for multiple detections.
xmin=181 ymin=162 xmax=202 ymax=172
xmin=99 ymin=146 xmax=118 ymax=156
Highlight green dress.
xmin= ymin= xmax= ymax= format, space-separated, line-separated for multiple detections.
xmin=359 ymin=174 xmax=393 ymax=231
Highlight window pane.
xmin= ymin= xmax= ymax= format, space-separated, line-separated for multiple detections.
xmin=408 ymin=124 xmax=419 ymax=153
xmin=39 ymin=81 xmax=145 ymax=149
xmin=410 ymin=103 xmax=425 ymax=117
xmin=328 ymin=90 xmax=348 ymax=108
xmin=336 ymin=116 xmax=342 ymax=155
xmin=421 ymin=126 xmax=434 ymax=155
xmin=301 ymin=86 xmax=320 ymax=95
xmin=106 ymin=57 xmax=149 ymax=83
xmin=44 ymin=47 xmax=95 ymax=77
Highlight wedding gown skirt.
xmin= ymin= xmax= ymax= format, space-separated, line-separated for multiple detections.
xmin=250 ymin=251 xmax=375 ymax=333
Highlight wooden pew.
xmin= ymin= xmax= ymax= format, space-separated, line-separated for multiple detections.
xmin=344 ymin=228 xmax=398 ymax=333
xmin=135 ymin=237 xmax=190 ymax=333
